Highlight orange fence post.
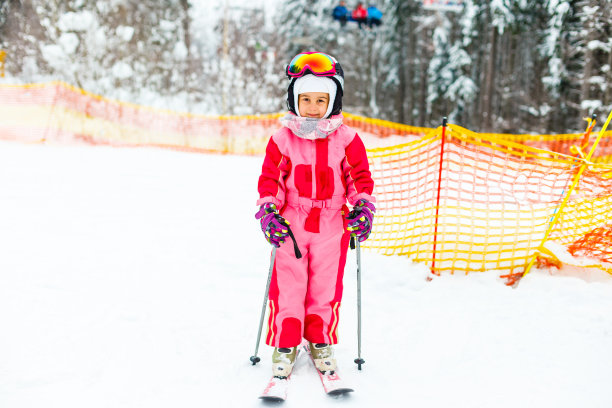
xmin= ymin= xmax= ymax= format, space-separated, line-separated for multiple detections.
xmin=431 ymin=117 xmax=447 ymax=276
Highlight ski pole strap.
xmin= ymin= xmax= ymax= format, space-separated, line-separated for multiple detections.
xmin=286 ymin=226 xmax=302 ymax=259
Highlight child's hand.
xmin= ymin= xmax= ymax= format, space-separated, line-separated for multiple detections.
xmin=255 ymin=203 xmax=290 ymax=248
xmin=346 ymin=199 xmax=376 ymax=242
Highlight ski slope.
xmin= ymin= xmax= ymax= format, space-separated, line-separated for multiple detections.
xmin=1 ymin=141 xmax=611 ymax=408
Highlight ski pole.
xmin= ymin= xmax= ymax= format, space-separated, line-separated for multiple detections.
xmin=250 ymin=246 xmax=277 ymax=365
xmin=354 ymin=239 xmax=365 ymax=370
xmin=250 ymin=226 xmax=301 ymax=366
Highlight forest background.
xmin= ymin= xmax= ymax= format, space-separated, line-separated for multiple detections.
xmin=1 ymin=0 xmax=610 ymax=133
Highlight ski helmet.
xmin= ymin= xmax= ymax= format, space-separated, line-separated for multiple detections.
xmin=286 ymin=52 xmax=344 ymax=118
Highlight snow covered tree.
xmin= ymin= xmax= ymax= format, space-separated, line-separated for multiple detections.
xmin=427 ymin=14 xmax=453 ymax=122
xmin=540 ymin=0 xmax=583 ymax=131
xmin=210 ymin=5 xmax=283 ymax=114
xmin=1 ymin=0 xmax=609 ymax=133
xmin=377 ymin=0 xmax=424 ymax=124
xmin=426 ymin=11 xmax=476 ymax=126
xmin=538 ymin=0 xmax=612 ymax=132
xmin=478 ymin=0 xmax=513 ymax=130
xmin=494 ymin=0 xmax=549 ymax=132
xmin=577 ymin=0 xmax=611 ymax=118
xmin=89 ymin=0 xmax=199 ymax=106
xmin=1 ymin=0 xmax=208 ymax=111
xmin=0 ymin=0 xmax=49 ymax=80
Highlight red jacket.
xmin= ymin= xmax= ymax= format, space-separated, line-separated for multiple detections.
xmin=352 ymin=6 xmax=367 ymax=20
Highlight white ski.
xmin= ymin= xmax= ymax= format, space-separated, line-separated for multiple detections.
xmin=304 ymin=343 xmax=354 ymax=395
xmin=259 ymin=376 xmax=291 ymax=401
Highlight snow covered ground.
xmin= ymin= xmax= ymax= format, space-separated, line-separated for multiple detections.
xmin=1 ymin=140 xmax=611 ymax=408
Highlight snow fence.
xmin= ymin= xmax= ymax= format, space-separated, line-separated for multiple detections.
xmin=1 ymin=82 xmax=611 ymax=281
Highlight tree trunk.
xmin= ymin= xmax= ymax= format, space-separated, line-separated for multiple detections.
xmin=580 ymin=10 xmax=596 ymax=116
xmin=180 ymin=0 xmax=191 ymax=58
xmin=606 ymin=38 xmax=612 ymax=109
xmin=367 ymin=36 xmax=378 ymax=117
xmin=418 ymin=31 xmax=429 ymax=127
xmin=395 ymin=5 xmax=406 ymax=124
xmin=406 ymin=15 xmax=417 ymax=125
xmin=483 ymin=26 xmax=498 ymax=131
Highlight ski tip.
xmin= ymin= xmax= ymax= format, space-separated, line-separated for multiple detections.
xmin=327 ymin=388 xmax=354 ymax=396
xmin=260 ymin=377 xmax=289 ymax=402
xmin=259 ymin=395 xmax=286 ymax=402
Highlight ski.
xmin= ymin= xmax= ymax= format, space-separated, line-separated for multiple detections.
xmin=316 ymin=370 xmax=354 ymax=396
xmin=258 ymin=347 xmax=302 ymax=401
xmin=259 ymin=376 xmax=291 ymax=401
xmin=304 ymin=344 xmax=354 ymax=396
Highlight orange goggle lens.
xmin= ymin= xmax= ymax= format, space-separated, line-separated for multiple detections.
xmin=287 ymin=52 xmax=336 ymax=78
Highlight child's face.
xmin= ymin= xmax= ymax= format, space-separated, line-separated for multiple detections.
xmin=298 ymin=92 xmax=330 ymax=119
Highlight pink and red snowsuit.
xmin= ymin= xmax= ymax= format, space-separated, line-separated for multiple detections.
xmin=257 ymin=117 xmax=375 ymax=348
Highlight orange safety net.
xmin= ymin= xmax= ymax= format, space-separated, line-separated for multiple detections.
xmin=365 ymin=124 xmax=612 ymax=276
xmin=478 ymin=128 xmax=612 ymax=165
xmin=1 ymin=82 xmax=611 ymax=277
xmin=342 ymin=112 xmax=430 ymax=139
xmin=0 ymin=82 xmax=282 ymax=154
xmin=568 ymin=224 xmax=612 ymax=266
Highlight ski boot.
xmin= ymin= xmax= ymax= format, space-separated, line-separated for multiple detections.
xmin=272 ymin=346 xmax=298 ymax=379
xmin=309 ymin=342 xmax=337 ymax=374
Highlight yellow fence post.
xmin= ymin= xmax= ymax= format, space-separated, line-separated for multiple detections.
xmin=0 ymin=50 xmax=6 ymax=77
xmin=516 ymin=109 xmax=612 ymax=286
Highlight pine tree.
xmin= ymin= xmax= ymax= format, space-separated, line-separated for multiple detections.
xmin=427 ymin=14 xmax=452 ymax=122
xmin=496 ymin=0 xmax=548 ymax=133
xmin=540 ymin=0 xmax=583 ymax=132
xmin=577 ymin=0 xmax=611 ymax=118
xmin=378 ymin=0 xmax=422 ymax=124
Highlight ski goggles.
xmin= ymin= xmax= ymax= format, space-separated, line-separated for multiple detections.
xmin=286 ymin=52 xmax=337 ymax=78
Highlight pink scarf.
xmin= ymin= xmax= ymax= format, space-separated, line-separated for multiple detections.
xmin=280 ymin=113 xmax=343 ymax=140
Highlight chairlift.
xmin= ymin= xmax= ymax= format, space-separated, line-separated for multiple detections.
xmin=331 ymin=2 xmax=383 ymax=30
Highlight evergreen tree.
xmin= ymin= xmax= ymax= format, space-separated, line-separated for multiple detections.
xmin=378 ymin=0 xmax=422 ymax=124
xmin=454 ymin=0 xmax=480 ymax=128
xmin=427 ymin=14 xmax=453 ymax=122
xmin=541 ymin=0 xmax=583 ymax=132
xmin=577 ymin=0 xmax=611 ymax=118
xmin=496 ymin=0 xmax=548 ymax=132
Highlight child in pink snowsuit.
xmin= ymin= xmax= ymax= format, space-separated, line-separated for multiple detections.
xmin=255 ymin=52 xmax=375 ymax=377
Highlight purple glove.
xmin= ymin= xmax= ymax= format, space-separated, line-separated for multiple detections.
xmin=347 ymin=199 xmax=376 ymax=242
xmin=255 ymin=203 xmax=290 ymax=248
